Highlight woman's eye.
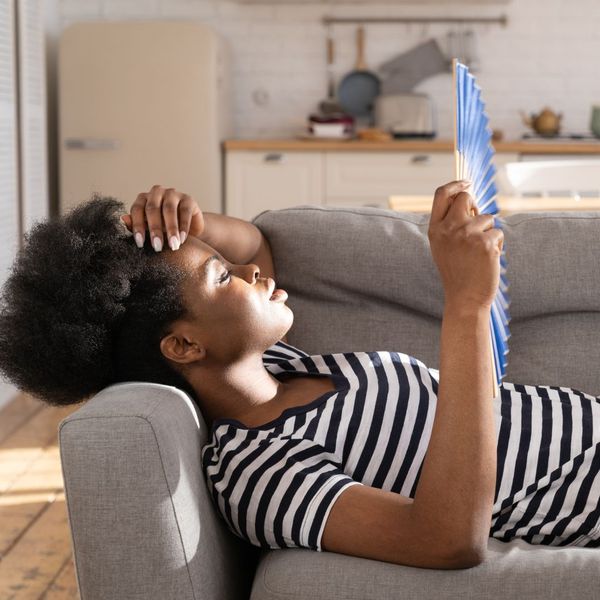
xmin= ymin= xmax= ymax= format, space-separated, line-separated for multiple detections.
xmin=219 ymin=270 xmax=232 ymax=283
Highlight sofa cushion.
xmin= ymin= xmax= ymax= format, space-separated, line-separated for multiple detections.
xmin=249 ymin=537 xmax=599 ymax=600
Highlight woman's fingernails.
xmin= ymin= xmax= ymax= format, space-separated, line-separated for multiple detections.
xmin=152 ymin=237 xmax=163 ymax=252
xmin=169 ymin=235 xmax=180 ymax=251
xmin=134 ymin=232 xmax=144 ymax=248
xmin=179 ymin=231 xmax=187 ymax=244
xmin=461 ymin=179 xmax=472 ymax=187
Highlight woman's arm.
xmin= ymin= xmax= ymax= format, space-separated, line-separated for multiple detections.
xmin=413 ymin=180 xmax=503 ymax=559
xmin=198 ymin=212 xmax=277 ymax=276
xmin=412 ymin=302 xmax=496 ymax=559
xmin=197 ymin=213 xmax=265 ymax=266
xmin=321 ymin=301 xmax=495 ymax=568
xmin=318 ymin=180 xmax=501 ymax=569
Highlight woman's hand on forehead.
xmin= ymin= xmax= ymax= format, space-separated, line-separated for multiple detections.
xmin=120 ymin=185 xmax=205 ymax=252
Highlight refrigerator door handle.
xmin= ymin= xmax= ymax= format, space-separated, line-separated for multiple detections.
xmin=64 ymin=138 xmax=120 ymax=150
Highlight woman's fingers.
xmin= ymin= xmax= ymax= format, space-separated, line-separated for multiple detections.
xmin=146 ymin=185 xmax=168 ymax=252
xmin=120 ymin=214 xmax=133 ymax=229
xmin=129 ymin=185 xmax=200 ymax=252
xmin=180 ymin=195 xmax=206 ymax=241
xmin=177 ymin=194 xmax=195 ymax=244
xmin=464 ymin=212 xmax=496 ymax=234
xmin=445 ymin=191 xmax=479 ymax=226
xmin=130 ymin=193 xmax=149 ymax=248
xmin=430 ymin=180 xmax=472 ymax=224
xmin=142 ymin=185 xmax=185 ymax=252
xmin=162 ymin=188 xmax=182 ymax=251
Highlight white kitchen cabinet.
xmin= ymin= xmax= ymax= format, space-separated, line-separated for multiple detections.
xmin=325 ymin=151 xmax=519 ymax=208
xmin=225 ymin=149 xmax=520 ymax=216
xmin=226 ymin=151 xmax=323 ymax=220
xmin=325 ymin=151 xmax=453 ymax=208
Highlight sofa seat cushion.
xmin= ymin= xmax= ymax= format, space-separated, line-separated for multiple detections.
xmin=250 ymin=537 xmax=598 ymax=600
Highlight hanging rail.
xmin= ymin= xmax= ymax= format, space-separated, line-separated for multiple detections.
xmin=323 ymin=16 xmax=508 ymax=26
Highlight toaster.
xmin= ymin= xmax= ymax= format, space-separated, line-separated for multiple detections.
xmin=375 ymin=93 xmax=436 ymax=138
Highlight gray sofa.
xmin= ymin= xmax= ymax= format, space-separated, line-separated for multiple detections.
xmin=59 ymin=205 xmax=600 ymax=600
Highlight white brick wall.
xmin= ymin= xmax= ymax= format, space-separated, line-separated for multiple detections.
xmin=57 ymin=0 xmax=600 ymax=140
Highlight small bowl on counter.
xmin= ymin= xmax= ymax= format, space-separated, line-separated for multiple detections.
xmin=306 ymin=112 xmax=355 ymax=139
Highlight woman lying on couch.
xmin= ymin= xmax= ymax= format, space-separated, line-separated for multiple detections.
xmin=0 ymin=181 xmax=598 ymax=571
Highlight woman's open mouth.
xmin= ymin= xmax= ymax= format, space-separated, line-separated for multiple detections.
xmin=269 ymin=289 xmax=288 ymax=302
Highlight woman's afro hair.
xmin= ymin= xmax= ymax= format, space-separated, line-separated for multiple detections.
xmin=0 ymin=195 xmax=198 ymax=406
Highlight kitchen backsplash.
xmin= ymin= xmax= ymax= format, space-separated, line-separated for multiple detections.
xmin=57 ymin=0 xmax=600 ymax=139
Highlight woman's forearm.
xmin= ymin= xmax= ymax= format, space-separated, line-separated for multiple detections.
xmin=198 ymin=212 xmax=263 ymax=265
xmin=411 ymin=301 xmax=497 ymax=559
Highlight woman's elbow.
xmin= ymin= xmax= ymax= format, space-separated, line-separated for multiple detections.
xmin=453 ymin=544 xmax=488 ymax=569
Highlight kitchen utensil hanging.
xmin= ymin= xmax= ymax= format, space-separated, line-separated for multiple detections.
xmin=463 ymin=28 xmax=479 ymax=72
xmin=378 ymin=38 xmax=449 ymax=94
xmin=446 ymin=25 xmax=479 ymax=71
xmin=319 ymin=29 xmax=343 ymax=115
xmin=337 ymin=25 xmax=381 ymax=124
xmin=453 ymin=58 xmax=511 ymax=398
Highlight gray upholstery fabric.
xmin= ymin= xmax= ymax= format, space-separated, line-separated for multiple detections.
xmin=254 ymin=207 xmax=600 ymax=396
xmin=59 ymin=206 xmax=600 ymax=600
xmin=59 ymin=383 xmax=258 ymax=600
xmin=251 ymin=539 xmax=598 ymax=600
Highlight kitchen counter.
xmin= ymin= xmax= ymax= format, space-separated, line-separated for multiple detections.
xmin=223 ymin=138 xmax=600 ymax=154
xmin=224 ymin=138 xmax=600 ymax=220
xmin=389 ymin=195 xmax=600 ymax=215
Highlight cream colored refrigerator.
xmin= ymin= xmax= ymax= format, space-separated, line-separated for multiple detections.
xmin=58 ymin=20 xmax=231 ymax=215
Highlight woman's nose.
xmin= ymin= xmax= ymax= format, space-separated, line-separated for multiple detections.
xmin=241 ymin=263 xmax=260 ymax=284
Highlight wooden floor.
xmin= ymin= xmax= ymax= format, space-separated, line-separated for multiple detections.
xmin=0 ymin=394 xmax=80 ymax=599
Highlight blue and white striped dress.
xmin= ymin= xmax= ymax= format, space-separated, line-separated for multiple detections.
xmin=201 ymin=340 xmax=600 ymax=551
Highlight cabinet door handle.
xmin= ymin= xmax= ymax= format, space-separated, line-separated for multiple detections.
xmin=411 ymin=154 xmax=430 ymax=164
xmin=264 ymin=153 xmax=284 ymax=163
xmin=64 ymin=138 xmax=120 ymax=150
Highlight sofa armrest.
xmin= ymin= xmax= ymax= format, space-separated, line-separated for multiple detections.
xmin=59 ymin=382 xmax=257 ymax=600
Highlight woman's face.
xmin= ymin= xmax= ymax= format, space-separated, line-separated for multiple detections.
xmin=159 ymin=236 xmax=293 ymax=362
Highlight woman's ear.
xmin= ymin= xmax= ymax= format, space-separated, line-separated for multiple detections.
xmin=160 ymin=331 xmax=206 ymax=365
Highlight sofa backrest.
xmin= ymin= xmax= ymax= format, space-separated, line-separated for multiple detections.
xmin=253 ymin=207 xmax=600 ymax=396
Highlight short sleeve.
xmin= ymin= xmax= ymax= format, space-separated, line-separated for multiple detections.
xmin=262 ymin=339 xmax=309 ymax=367
xmin=205 ymin=440 xmax=362 ymax=551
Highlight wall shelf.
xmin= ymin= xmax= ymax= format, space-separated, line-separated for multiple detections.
xmin=323 ymin=15 xmax=508 ymax=26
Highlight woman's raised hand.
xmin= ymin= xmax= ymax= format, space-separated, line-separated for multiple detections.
xmin=427 ymin=180 xmax=504 ymax=310
xmin=120 ymin=185 xmax=205 ymax=251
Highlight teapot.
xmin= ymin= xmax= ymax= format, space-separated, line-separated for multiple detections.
xmin=520 ymin=107 xmax=562 ymax=136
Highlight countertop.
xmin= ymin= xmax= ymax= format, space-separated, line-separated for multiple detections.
xmin=389 ymin=195 xmax=600 ymax=215
xmin=223 ymin=138 xmax=600 ymax=154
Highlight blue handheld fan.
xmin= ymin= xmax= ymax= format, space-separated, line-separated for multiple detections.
xmin=453 ymin=58 xmax=510 ymax=398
